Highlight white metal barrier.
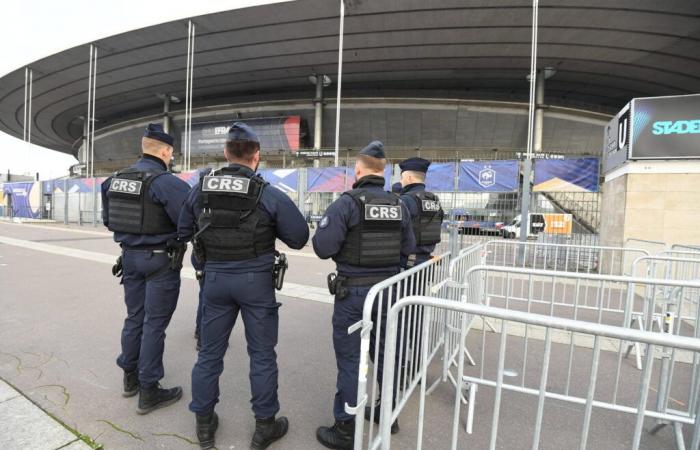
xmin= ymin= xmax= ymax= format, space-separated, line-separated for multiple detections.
xmin=376 ymin=297 xmax=700 ymax=450
xmin=350 ymin=252 xmax=452 ymax=449
xmin=483 ymin=239 xmax=649 ymax=276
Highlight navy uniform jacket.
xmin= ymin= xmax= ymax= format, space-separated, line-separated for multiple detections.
xmin=313 ymin=176 xmax=416 ymax=277
xmin=101 ymin=154 xmax=191 ymax=247
xmin=177 ymin=164 xmax=309 ymax=273
xmin=400 ymin=183 xmax=438 ymax=258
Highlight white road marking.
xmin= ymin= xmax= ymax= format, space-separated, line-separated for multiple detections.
xmin=0 ymin=222 xmax=320 ymax=258
xmin=0 ymin=235 xmax=332 ymax=304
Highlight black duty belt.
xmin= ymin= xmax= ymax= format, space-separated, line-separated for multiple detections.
xmin=341 ymin=274 xmax=396 ymax=286
xmin=121 ymin=244 xmax=168 ymax=251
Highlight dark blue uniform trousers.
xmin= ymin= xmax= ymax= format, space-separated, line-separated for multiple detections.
xmin=116 ymin=249 xmax=181 ymax=388
xmin=195 ymin=274 xmax=205 ymax=336
xmin=333 ymin=286 xmax=401 ymax=421
xmin=190 ymin=271 xmax=280 ymax=418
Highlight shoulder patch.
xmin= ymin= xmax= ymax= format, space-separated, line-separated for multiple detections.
xmin=319 ymin=216 xmax=330 ymax=229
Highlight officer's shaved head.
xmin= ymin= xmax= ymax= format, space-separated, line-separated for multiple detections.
xmin=401 ymin=170 xmax=426 ymax=186
xmin=142 ymin=136 xmax=171 ymax=154
xmin=225 ymin=140 xmax=260 ymax=162
xmin=356 ymin=155 xmax=386 ymax=173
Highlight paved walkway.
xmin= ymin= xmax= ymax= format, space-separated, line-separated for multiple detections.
xmin=0 ymin=379 xmax=94 ymax=450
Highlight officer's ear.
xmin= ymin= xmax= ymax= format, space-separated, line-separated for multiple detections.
xmin=252 ymin=148 xmax=261 ymax=166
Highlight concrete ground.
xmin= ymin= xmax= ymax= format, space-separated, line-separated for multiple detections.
xmin=0 ymin=221 xmax=693 ymax=449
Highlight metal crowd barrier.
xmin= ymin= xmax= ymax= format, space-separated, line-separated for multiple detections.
xmin=483 ymin=239 xmax=649 ymax=275
xmin=376 ymin=296 xmax=700 ymax=450
xmin=672 ymin=244 xmax=700 ymax=254
xmin=425 ymin=244 xmax=487 ymax=400
xmin=350 ymin=251 xmax=452 ymax=449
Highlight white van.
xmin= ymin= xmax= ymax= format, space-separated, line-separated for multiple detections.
xmin=502 ymin=213 xmax=574 ymax=239
xmin=501 ymin=213 xmax=546 ymax=239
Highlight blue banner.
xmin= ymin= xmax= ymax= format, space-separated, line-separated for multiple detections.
xmin=2 ymin=181 xmax=41 ymax=218
xmin=425 ymin=162 xmax=456 ymax=191
xmin=533 ymin=158 xmax=600 ymax=193
xmin=458 ymin=160 xmax=519 ymax=192
xmin=258 ymin=168 xmax=299 ymax=193
xmin=307 ymin=166 xmax=391 ymax=192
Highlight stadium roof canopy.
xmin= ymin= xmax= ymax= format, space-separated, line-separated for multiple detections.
xmin=0 ymin=0 xmax=698 ymax=155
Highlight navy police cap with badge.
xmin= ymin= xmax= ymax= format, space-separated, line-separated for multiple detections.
xmin=144 ymin=123 xmax=174 ymax=147
xmin=399 ymin=157 xmax=431 ymax=173
xmin=359 ymin=140 xmax=386 ymax=159
xmin=228 ymin=122 xmax=260 ymax=143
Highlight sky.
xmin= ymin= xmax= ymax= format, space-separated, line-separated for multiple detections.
xmin=0 ymin=0 xmax=290 ymax=179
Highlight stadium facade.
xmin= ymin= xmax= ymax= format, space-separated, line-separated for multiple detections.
xmin=1 ymin=0 xmax=698 ymax=173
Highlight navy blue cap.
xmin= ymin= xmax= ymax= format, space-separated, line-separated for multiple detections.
xmin=144 ymin=123 xmax=174 ymax=147
xmin=399 ymin=157 xmax=431 ymax=173
xmin=359 ymin=140 xmax=386 ymax=159
xmin=227 ymin=122 xmax=259 ymax=143
xmin=391 ymin=182 xmax=402 ymax=193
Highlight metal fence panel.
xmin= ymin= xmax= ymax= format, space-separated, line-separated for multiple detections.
xmin=374 ymin=296 xmax=700 ymax=450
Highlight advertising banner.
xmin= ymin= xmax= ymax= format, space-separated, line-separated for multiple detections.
xmin=533 ymin=158 xmax=600 ymax=193
xmin=307 ymin=167 xmax=351 ymax=193
xmin=50 ymin=177 xmax=106 ymax=194
xmin=258 ymin=168 xmax=299 ymax=193
xmin=458 ymin=160 xmax=519 ymax=192
xmin=424 ymin=162 xmax=456 ymax=191
xmin=2 ymin=181 xmax=41 ymax=218
xmin=307 ymin=166 xmax=391 ymax=192
xmin=184 ymin=116 xmax=304 ymax=155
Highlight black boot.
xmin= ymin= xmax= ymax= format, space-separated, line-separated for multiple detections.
xmin=316 ymin=419 xmax=354 ymax=450
xmin=122 ymin=370 xmax=139 ymax=398
xmin=136 ymin=384 xmax=183 ymax=415
xmin=364 ymin=405 xmax=400 ymax=434
xmin=196 ymin=412 xmax=218 ymax=450
xmin=250 ymin=416 xmax=289 ymax=450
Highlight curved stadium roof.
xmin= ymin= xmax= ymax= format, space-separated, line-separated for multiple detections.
xmin=0 ymin=0 xmax=698 ymax=155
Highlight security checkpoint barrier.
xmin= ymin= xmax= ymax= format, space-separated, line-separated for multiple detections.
xmin=348 ymin=251 xmax=452 ymax=449
xmin=352 ymin=240 xmax=700 ymax=449
xmin=374 ymin=297 xmax=700 ymax=450
xmin=483 ymin=239 xmax=649 ymax=275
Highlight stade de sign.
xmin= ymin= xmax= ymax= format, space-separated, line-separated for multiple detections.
xmin=603 ymin=93 xmax=700 ymax=174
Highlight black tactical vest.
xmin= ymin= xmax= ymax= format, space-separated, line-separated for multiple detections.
xmin=196 ymin=167 xmax=275 ymax=261
xmin=407 ymin=191 xmax=444 ymax=246
xmin=336 ymin=189 xmax=403 ymax=267
xmin=106 ymin=168 xmax=175 ymax=235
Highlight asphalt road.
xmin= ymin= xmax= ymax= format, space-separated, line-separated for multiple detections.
xmin=0 ymin=221 xmax=690 ymax=450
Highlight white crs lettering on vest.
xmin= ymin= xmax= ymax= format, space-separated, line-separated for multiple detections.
xmin=202 ymin=176 xmax=251 ymax=193
xmin=109 ymin=179 xmax=143 ymax=195
xmin=422 ymin=200 xmax=441 ymax=211
xmin=364 ymin=204 xmax=402 ymax=221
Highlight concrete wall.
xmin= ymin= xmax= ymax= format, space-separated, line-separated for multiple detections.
xmin=599 ymin=174 xmax=627 ymax=247
xmin=600 ymin=172 xmax=700 ymax=248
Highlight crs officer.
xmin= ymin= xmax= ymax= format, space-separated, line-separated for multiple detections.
xmin=178 ymin=122 xmax=309 ymax=450
xmin=101 ymin=123 xmax=191 ymax=414
xmin=398 ymin=157 xmax=444 ymax=267
xmin=313 ymin=141 xmax=415 ymax=449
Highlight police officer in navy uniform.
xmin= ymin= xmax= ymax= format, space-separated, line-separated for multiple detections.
xmin=313 ymin=141 xmax=415 ymax=449
xmin=178 ymin=122 xmax=309 ymax=450
xmin=398 ymin=157 xmax=444 ymax=267
xmin=101 ymin=123 xmax=191 ymax=414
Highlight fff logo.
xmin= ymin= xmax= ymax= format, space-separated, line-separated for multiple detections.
xmin=479 ymin=167 xmax=496 ymax=188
